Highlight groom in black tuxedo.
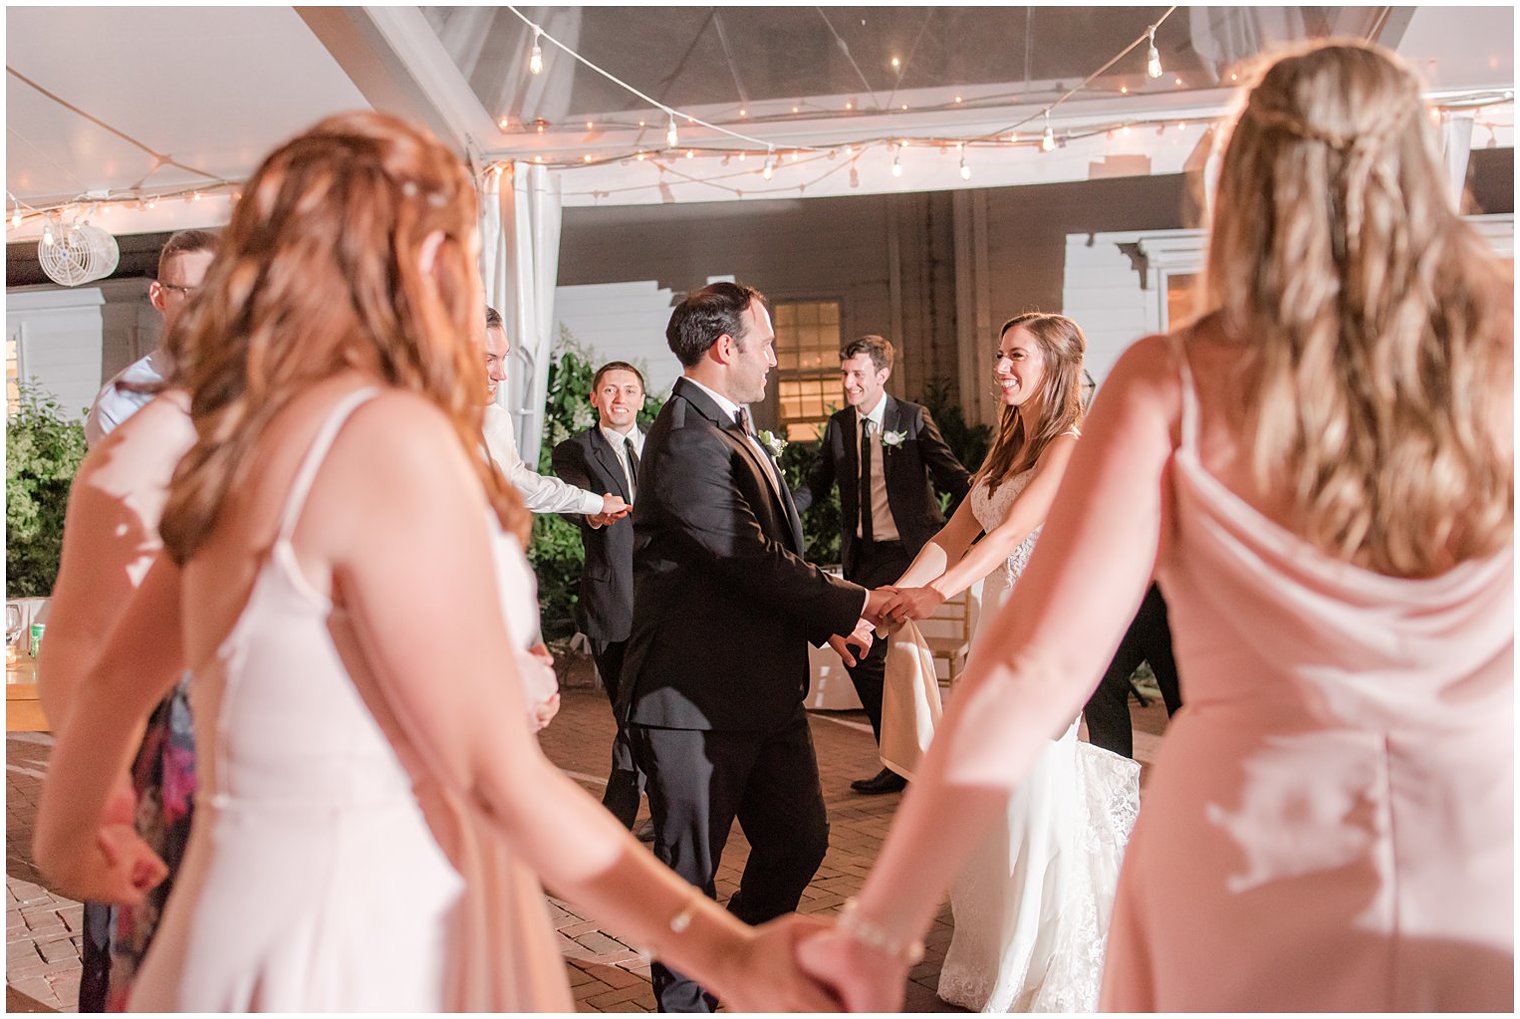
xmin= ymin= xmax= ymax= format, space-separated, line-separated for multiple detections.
xmin=621 ymin=282 xmax=886 ymax=1012
xmin=793 ymin=335 xmax=971 ymax=794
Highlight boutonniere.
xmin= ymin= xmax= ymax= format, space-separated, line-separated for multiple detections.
xmin=880 ymin=429 xmax=906 ymax=450
xmin=757 ymin=429 xmax=788 ymax=457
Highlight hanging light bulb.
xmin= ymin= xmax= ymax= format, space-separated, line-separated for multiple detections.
xmin=666 ymin=115 xmax=679 ymax=149
xmin=529 ymin=28 xmax=544 ymax=75
xmin=959 ymin=155 xmax=971 ymax=181
xmin=42 ymin=222 xmax=54 ymax=246
xmin=849 ymin=163 xmax=860 ymax=188
xmin=761 ymin=161 xmax=773 ymax=181
xmin=1040 ymin=114 xmax=1056 ymax=153
xmin=762 ymin=146 xmax=775 ymax=180
xmin=10 ymin=206 xmax=21 ymax=230
xmin=891 ymin=145 xmax=904 ymax=177
xmin=1146 ymin=26 xmax=1163 ymax=80
xmin=146 ymin=196 xmax=158 ymax=209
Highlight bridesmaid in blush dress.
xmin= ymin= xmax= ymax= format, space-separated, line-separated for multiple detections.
xmin=801 ymin=40 xmax=1512 ymax=1012
xmin=32 ymin=112 xmax=839 ymax=1013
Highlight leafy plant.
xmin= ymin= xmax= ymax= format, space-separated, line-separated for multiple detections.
xmin=7 ymin=382 xmax=87 ymax=597
xmin=920 ymin=376 xmax=991 ymax=516
xmin=777 ymin=438 xmax=843 ymax=566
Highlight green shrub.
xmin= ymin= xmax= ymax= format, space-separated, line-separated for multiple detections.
xmin=7 ymin=383 xmax=87 ymax=597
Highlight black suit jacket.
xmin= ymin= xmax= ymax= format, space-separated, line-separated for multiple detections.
xmin=793 ymin=396 xmax=972 ymax=566
xmin=551 ymin=426 xmax=638 ymax=643
xmin=621 ymin=377 xmax=867 ymax=732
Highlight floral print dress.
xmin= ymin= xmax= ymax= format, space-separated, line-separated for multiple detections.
xmin=104 ymin=676 xmax=197 ymax=1011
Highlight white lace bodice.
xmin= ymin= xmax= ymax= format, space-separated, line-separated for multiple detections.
xmin=970 ymin=470 xmax=1042 ymax=590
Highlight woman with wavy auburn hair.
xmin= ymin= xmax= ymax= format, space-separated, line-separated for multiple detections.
xmin=801 ymin=40 xmax=1512 ymax=1011
xmin=32 ymin=112 xmax=836 ymax=1011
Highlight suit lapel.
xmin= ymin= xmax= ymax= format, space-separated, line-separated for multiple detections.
xmin=673 ymin=379 xmax=799 ymax=551
xmin=881 ymin=395 xmax=905 ymax=486
xmin=589 ymin=428 xmax=631 ymax=502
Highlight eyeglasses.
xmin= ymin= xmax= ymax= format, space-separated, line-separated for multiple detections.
xmin=157 ymin=282 xmax=202 ymax=298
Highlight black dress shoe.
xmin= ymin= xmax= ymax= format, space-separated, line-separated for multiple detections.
xmin=634 ymin=818 xmax=657 ymax=843
xmin=850 ymin=767 xmax=907 ymax=794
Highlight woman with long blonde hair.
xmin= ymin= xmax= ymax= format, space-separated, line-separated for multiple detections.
xmin=877 ymin=312 xmax=1139 ymax=1011
xmin=803 ymin=40 xmax=1512 ymax=1011
xmin=33 ymin=112 xmax=836 ymax=1011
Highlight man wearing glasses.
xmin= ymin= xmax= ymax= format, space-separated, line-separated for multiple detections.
xmin=83 ymin=229 xmax=219 ymax=447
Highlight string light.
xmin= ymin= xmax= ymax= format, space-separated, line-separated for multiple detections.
xmin=666 ymin=115 xmax=679 ymax=148
xmin=1146 ymin=25 xmax=1163 ymax=79
xmin=1041 ymin=113 xmax=1056 ymax=152
xmin=529 ymin=28 xmax=544 ymax=75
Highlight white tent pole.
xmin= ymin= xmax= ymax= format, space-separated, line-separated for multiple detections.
xmin=483 ymin=162 xmax=562 ymax=470
xmin=1440 ymin=111 xmax=1475 ymax=208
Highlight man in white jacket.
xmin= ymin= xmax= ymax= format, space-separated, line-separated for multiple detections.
xmin=483 ymin=307 xmax=628 ymax=526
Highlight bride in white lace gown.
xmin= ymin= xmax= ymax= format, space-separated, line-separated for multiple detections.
xmin=879 ymin=313 xmax=1139 ymax=1011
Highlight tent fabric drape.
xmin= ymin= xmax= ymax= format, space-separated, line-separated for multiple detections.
xmin=481 ymin=161 xmax=563 ymax=469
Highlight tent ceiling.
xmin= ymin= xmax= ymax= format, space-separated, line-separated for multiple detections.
xmin=6 ymin=7 xmax=369 ymax=206
xmin=428 ymin=6 xmax=1396 ymax=130
xmin=3 ymin=6 xmax=1513 ymax=230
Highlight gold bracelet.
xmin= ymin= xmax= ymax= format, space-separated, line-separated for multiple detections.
xmin=839 ymin=898 xmax=925 ymax=964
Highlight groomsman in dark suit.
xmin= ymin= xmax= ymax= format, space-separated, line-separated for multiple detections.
xmin=793 ymin=335 xmax=971 ymax=794
xmin=622 ymin=282 xmax=888 ymax=1012
xmin=552 ymin=362 xmax=649 ymax=831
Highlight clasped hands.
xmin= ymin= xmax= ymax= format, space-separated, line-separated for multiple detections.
xmin=714 ymin=911 xmax=913 ymax=1012
xmin=587 ymin=493 xmax=632 ymax=528
xmin=828 ymin=584 xmax=947 ymax=666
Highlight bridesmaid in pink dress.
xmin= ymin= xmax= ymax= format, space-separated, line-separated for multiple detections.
xmin=801 ymin=40 xmax=1513 ymax=1011
xmin=32 ymin=112 xmax=839 ymax=1012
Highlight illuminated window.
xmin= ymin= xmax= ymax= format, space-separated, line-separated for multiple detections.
xmin=1164 ymin=272 xmax=1199 ymax=330
xmin=773 ymin=299 xmax=841 ymax=441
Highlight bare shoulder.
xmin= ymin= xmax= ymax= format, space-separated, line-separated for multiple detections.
xmin=327 ymin=388 xmax=470 ymax=480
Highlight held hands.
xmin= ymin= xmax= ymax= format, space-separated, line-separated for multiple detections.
xmin=588 ymin=494 xmax=632 ymax=528
xmin=880 ymin=586 xmax=945 ymax=625
xmin=795 ymin=923 xmax=911 ymax=1012
xmin=35 ymin=776 xmax=167 ymax=907
xmin=524 ymin=644 xmax=561 ymax=732
xmin=713 ymin=914 xmax=843 ymax=1012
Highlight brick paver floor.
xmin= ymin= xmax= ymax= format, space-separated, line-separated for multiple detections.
xmin=7 ymin=651 xmax=1167 ymax=1012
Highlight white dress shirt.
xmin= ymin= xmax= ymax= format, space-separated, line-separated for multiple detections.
xmin=599 ymin=424 xmax=644 ymax=496
xmin=483 ymin=403 xmax=605 ymax=515
xmin=855 ymin=394 xmax=901 ymax=542
xmin=84 ymin=350 xmax=170 ymax=447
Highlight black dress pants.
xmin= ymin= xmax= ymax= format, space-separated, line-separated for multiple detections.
xmin=78 ymin=901 xmax=111 ymax=1011
xmin=842 ymin=539 xmax=911 ymax=744
xmin=629 ymin=717 xmax=830 ymax=1012
xmin=1083 ymin=584 xmax=1183 ymax=758
xmin=589 ymin=636 xmax=643 ymax=829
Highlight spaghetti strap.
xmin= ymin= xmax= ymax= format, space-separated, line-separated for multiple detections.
xmin=1169 ymin=330 xmax=1201 ymax=453
xmin=275 ymin=387 xmax=381 ymax=542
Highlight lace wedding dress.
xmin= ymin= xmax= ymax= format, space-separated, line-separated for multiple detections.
xmin=937 ymin=467 xmax=1141 ymax=1013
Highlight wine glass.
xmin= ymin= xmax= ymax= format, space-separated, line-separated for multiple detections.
xmin=5 ymin=604 xmax=23 ymax=661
